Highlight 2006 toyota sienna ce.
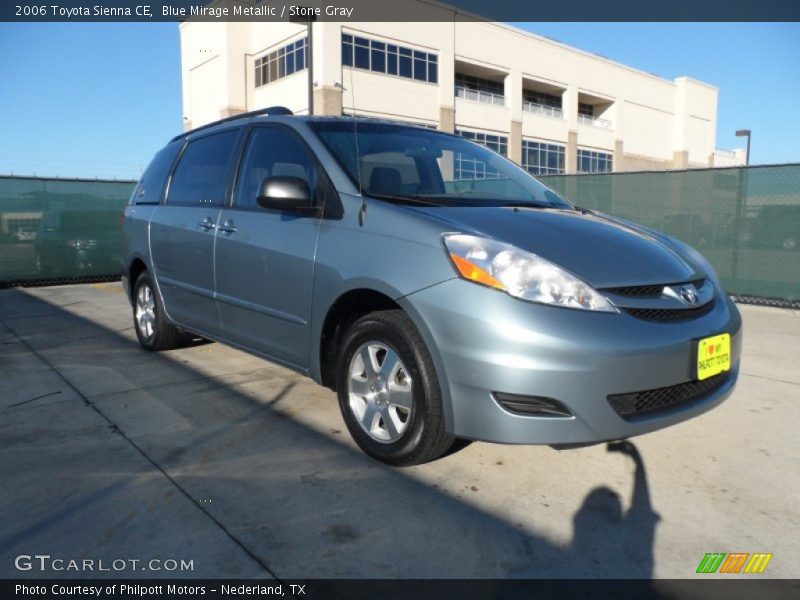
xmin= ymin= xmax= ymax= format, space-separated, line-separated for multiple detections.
xmin=122 ymin=107 xmax=741 ymax=465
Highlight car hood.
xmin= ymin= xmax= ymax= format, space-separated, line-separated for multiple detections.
xmin=409 ymin=205 xmax=701 ymax=288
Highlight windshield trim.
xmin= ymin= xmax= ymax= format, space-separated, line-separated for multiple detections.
xmin=367 ymin=192 xmax=447 ymax=207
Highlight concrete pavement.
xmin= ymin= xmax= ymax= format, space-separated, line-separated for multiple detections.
xmin=1 ymin=283 xmax=797 ymax=579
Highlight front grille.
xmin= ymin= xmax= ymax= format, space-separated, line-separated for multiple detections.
xmin=606 ymin=278 xmax=705 ymax=298
xmin=608 ymin=372 xmax=730 ymax=420
xmin=606 ymin=284 xmax=664 ymax=297
xmin=624 ymin=299 xmax=714 ymax=321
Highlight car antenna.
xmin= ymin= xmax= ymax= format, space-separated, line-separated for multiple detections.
xmin=348 ymin=66 xmax=367 ymax=226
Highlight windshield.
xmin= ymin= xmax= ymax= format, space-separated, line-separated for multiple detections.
xmin=309 ymin=121 xmax=572 ymax=209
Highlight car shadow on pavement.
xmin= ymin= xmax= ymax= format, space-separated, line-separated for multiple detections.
xmin=1 ymin=287 xmax=663 ymax=582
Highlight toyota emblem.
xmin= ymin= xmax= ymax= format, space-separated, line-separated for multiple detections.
xmin=679 ymin=285 xmax=699 ymax=305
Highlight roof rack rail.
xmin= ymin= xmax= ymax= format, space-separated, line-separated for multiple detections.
xmin=171 ymin=106 xmax=294 ymax=142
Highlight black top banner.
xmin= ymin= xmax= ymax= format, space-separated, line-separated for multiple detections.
xmin=3 ymin=0 xmax=800 ymax=22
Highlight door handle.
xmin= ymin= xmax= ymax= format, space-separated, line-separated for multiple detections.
xmin=218 ymin=220 xmax=237 ymax=234
xmin=198 ymin=217 xmax=216 ymax=231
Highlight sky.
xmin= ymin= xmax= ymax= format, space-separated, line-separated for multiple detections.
xmin=0 ymin=21 xmax=798 ymax=179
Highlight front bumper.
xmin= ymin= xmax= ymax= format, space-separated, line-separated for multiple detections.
xmin=400 ymin=279 xmax=742 ymax=445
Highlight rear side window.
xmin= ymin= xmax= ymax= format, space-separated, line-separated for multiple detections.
xmin=168 ymin=129 xmax=240 ymax=206
xmin=131 ymin=141 xmax=182 ymax=204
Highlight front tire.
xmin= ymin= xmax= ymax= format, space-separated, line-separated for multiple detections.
xmin=335 ymin=310 xmax=455 ymax=466
xmin=133 ymin=271 xmax=181 ymax=351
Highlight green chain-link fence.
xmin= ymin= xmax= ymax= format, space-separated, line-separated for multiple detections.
xmin=2 ymin=168 xmax=799 ymax=303
xmin=541 ymin=164 xmax=800 ymax=304
xmin=0 ymin=176 xmax=135 ymax=286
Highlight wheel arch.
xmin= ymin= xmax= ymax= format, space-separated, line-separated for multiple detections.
xmin=315 ymin=285 xmax=455 ymax=434
xmin=317 ymin=288 xmax=402 ymax=391
xmin=127 ymin=256 xmax=149 ymax=303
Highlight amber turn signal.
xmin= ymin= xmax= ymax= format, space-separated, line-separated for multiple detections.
xmin=449 ymin=254 xmax=505 ymax=291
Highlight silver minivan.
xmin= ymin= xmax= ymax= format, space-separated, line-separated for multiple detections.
xmin=122 ymin=107 xmax=741 ymax=465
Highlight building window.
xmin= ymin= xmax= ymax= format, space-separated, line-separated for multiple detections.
xmin=255 ymin=37 xmax=307 ymax=88
xmin=523 ymin=90 xmax=562 ymax=110
xmin=577 ymin=149 xmax=614 ymax=174
xmin=457 ymin=130 xmax=507 ymax=155
xmin=455 ymin=73 xmax=505 ymax=106
xmin=342 ymin=33 xmax=438 ymax=83
xmin=522 ymin=140 xmax=565 ymax=175
xmin=578 ymin=101 xmax=612 ymax=128
xmin=454 ymin=129 xmax=508 ymax=180
xmin=522 ymin=89 xmax=563 ymax=119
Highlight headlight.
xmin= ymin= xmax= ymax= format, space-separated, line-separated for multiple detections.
xmin=443 ymin=234 xmax=617 ymax=312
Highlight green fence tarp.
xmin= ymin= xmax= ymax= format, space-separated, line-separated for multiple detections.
xmin=2 ymin=167 xmax=799 ymax=302
xmin=0 ymin=176 xmax=135 ymax=285
xmin=541 ymin=164 xmax=800 ymax=302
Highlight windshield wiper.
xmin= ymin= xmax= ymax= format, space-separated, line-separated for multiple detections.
xmin=367 ymin=192 xmax=445 ymax=207
xmin=388 ymin=195 xmax=554 ymax=209
xmin=500 ymin=202 xmax=553 ymax=209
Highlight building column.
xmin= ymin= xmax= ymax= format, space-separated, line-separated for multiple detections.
xmin=313 ymin=22 xmax=343 ymax=116
xmin=614 ymin=139 xmax=624 ymax=172
xmin=564 ymin=84 xmax=579 ymax=131
xmin=566 ymin=130 xmax=578 ymax=174
xmin=673 ymin=150 xmax=689 ymax=169
xmin=439 ymin=106 xmax=455 ymax=133
xmin=509 ymin=120 xmax=522 ymax=165
xmin=507 ymin=69 xmax=523 ymax=123
xmin=438 ymin=23 xmax=455 ymax=133
xmin=313 ymin=86 xmax=342 ymax=116
xmin=225 ymin=22 xmax=250 ymax=118
xmin=220 ymin=106 xmax=246 ymax=118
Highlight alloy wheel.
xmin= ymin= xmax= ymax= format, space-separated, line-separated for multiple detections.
xmin=347 ymin=341 xmax=413 ymax=444
xmin=135 ymin=283 xmax=156 ymax=340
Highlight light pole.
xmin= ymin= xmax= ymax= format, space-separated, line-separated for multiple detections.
xmin=732 ymin=129 xmax=751 ymax=287
xmin=290 ymin=11 xmax=316 ymax=115
xmin=735 ymin=129 xmax=751 ymax=166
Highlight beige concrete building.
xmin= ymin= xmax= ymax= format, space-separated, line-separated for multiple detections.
xmin=180 ymin=9 xmax=744 ymax=174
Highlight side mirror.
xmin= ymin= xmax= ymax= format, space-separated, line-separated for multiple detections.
xmin=256 ymin=176 xmax=314 ymax=212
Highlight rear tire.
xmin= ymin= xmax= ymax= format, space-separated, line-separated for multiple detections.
xmin=335 ymin=309 xmax=455 ymax=466
xmin=132 ymin=271 xmax=181 ymax=351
